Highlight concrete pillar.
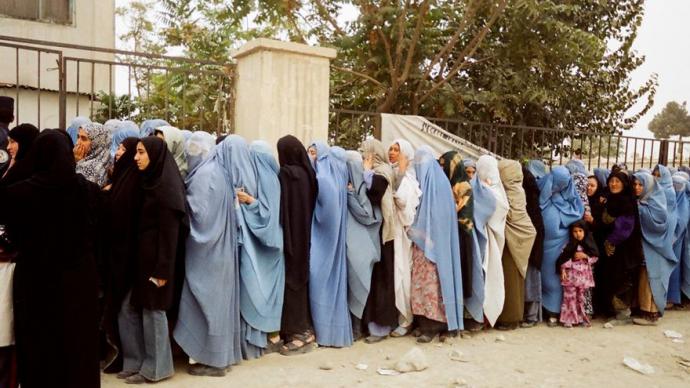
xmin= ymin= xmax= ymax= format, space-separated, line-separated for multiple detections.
xmin=233 ymin=38 xmax=337 ymax=151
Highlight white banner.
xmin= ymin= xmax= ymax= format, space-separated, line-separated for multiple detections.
xmin=380 ymin=113 xmax=498 ymax=160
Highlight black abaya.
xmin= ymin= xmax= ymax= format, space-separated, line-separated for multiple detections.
xmin=277 ymin=135 xmax=318 ymax=337
xmin=361 ymin=175 xmax=398 ymax=330
xmin=0 ymin=129 xmax=100 ymax=388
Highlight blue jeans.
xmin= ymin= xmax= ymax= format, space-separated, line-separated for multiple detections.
xmin=118 ymin=291 xmax=174 ymax=382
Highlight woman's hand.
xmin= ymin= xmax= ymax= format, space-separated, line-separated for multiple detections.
xmin=73 ymin=143 xmax=88 ymax=161
xmin=237 ymin=191 xmax=255 ymax=205
xmin=604 ymin=240 xmax=615 ymax=256
xmin=363 ymin=154 xmax=374 ymax=171
xmin=560 ymin=270 xmax=567 ymax=283
xmin=398 ymin=154 xmax=409 ymax=173
xmin=574 ymin=252 xmax=588 ymax=260
xmin=149 ymin=277 xmax=167 ymax=288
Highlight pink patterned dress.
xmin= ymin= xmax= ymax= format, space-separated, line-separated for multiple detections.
xmin=559 ymin=245 xmax=597 ymax=326
xmin=410 ymin=245 xmax=447 ymax=323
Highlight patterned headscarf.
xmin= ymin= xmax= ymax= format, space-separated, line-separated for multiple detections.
xmin=440 ymin=150 xmax=474 ymax=231
xmin=76 ymin=122 xmax=112 ymax=187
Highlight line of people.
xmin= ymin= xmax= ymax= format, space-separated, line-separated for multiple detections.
xmin=0 ymin=109 xmax=689 ymax=387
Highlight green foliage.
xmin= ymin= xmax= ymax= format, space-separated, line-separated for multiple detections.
xmin=648 ymin=101 xmax=690 ymax=139
xmin=115 ymin=0 xmax=657 ymax=150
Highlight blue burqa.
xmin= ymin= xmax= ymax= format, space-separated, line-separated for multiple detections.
xmin=173 ymin=136 xmax=242 ymax=369
xmin=223 ymin=136 xmax=285 ymax=359
xmin=409 ymin=146 xmax=464 ymax=331
xmin=593 ymin=168 xmax=610 ymax=188
xmin=66 ymin=116 xmax=91 ymax=145
xmin=110 ymin=127 xmax=139 ymax=157
xmin=139 ymin=119 xmax=169 ymax=137
xmin=526 ymin=160 xmax=547 ymax=181
xmin=538 ymin=166 xmax=584 ymax=313
xmin=468 ymin=175 xmax=497 ymax=322
xmin=669 ymin=175 xmax=689 ymax=304
xmin=309 ymin=142 xmax=353 ymax=347
xmin=344 ymin=151 xmax=382 ymax=319
xmin=184 ymin=131 xmax=216 ymax=180
xmin=684 ymin=176 xmax=690 ymax=298
xmin=634 ymin=172 xmax=678 ymax=314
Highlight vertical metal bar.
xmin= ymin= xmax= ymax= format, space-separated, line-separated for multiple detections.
xmin=519 ymin=128 xmax=524 ymax=159
xmin=530 ymin=130 xmax=535 ymax=159
xmin=680 ymin=140 xmax=685 ymax=167
xmin=76 ymin=60 xmax=80 ymax=115
xmin=37 ymin=51 xmax=41 ymax=130
xmin=641 ymin=139 xmax=646 ymax=169
xmin=164 ymin=69 xmax=169 ymax=123
xmin=108 ymin=63 xmax=113 ymax=119
xmin=672 ymin=141 xmax=677 ymax=167
xmin=15 ymin=47 xmax=19 ymax=124
xmin=606 ymin=134 xmax=612 ymax=169
xmin=617 ymin=135 xmax=623 ymax=165
xmin=58 ymin=52 xmax=66 ymax=130
xmin=90 ymin=61 xmax=95 ymax=119
xmin=559 ymin=132 xmax=564 ymax=165
xmin=597 ymin=134 xmax=602 ymax=169
xmin=127 ymin=65 xmax=132 ymax=118
xmin=146 ymin=66 xmax=151 ymax=118
xmin=632 ymin=139 xmax=638 ymax=171
xmin=182 ymin=73 xmax=186 ymax=127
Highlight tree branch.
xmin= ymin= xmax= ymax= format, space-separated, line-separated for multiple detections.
xmin=417 ymin=0 xmax=508 ymax=107
xmin=311 ymin=0 xmax=345 ymax=36
xmin=399 ymin=0 xmax=430 ymax=84
xmin=393 ymin=0 xmax=411 ymax=73
xmin=332 ymin=65 xmax=384 ymax=87
xmin=416 ymin=0 xmax=479 ymax=96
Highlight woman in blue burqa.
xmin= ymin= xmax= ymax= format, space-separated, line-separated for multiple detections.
xmin=174 ymin=135 xmax=242 ymax=377
xmin=539 ymin=166 xmax=584 ymax=326
xmin=308 ymin=142 xmax=353 ymax=347
xmin=408 ymin=146 xmax=464 ymax=342
xmin=237 ymin=140 xmax=285 ymax=358
xmin=631 ymin=172 xmax=678 ymax=325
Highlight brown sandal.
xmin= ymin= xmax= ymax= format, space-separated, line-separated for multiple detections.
xmin=279 ymin=332 xmax=315 ymax=356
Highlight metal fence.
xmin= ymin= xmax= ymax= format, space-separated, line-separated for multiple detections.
xmin=330 ymin=109 xmax=690 ymax=170
xmin=0 ymin=35 xmax=235 ymax=134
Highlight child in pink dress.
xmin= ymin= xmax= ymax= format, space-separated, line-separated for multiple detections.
xmin=557 ymin=220 xmax=599 ymax=327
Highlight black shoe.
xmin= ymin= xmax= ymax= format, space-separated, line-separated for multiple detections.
xmin=364 ymin=335 xmax=386 ymax=344
xmin=125 ymin=374 xmax=148 ymax=385
xmin=188 ymin=364 xmax=228 ymax=377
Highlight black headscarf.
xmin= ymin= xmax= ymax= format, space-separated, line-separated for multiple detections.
xmin=9 ymin=123 xmax=39 ymax=160
xmin=604 ymin=170 xmax=636 ymax=217
xmin=522 ymin=165 xmax=545 ymax=269
xmin=587 ymin=174 xmax=605 ymax=222
xmin=277 ymin=135 xmax=318 ymax=196
xmin=139 ymin=137 xmax=186 ymax=212
xmin=555 ymin=220 xmax=600 ymax=273
xmin=0 ymin=124 xmax=39 ymax=186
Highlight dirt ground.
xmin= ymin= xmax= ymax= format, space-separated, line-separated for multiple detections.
xmin=102 ymin=311 xmax=690 ymax=388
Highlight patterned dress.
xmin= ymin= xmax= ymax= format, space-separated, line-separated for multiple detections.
xmin=559 ymin=246 xmax=598 ymax=326
xmin=410 ymin=245 xmax=447 ymax=323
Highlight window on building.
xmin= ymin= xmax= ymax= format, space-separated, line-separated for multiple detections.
xmin=0 ymin=0 xmax=73 ymax=25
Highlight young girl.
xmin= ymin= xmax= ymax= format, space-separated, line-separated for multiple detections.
xmin=557 ymin=220 xmax=599 ymax=327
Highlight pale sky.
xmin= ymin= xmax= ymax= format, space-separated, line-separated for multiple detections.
xmin=115 ymin=0 xmax=688 ymax=138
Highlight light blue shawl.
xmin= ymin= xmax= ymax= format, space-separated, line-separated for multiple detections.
xmin=634 ymin=172 xmax=678 ymax=314
xmin=410 ymin=145 xmax=464 ymax=331
xmin=309 ymin=141 xmax=353 ymax=347
xmin=344 ymin=150 xmax=382 ymax=319
xmin=538 ymin=166 xmax=584 ymax=313
xmin=173 ymin=136 xmax=242 ymax=369
xmin=565 ymin=159 xmax=588 ymax=176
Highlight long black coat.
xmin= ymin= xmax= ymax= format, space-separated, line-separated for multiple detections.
xmin=0 ymin=130 xmax=100 ymax=388
xmin=130 ymin=137 xmax=188 ymax=312
xmin=277 ymin=135 xmax=318 ymax=337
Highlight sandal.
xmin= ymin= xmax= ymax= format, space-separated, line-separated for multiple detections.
xmin=416 ymin=333 xmax=436 ymax=344
xmin=265 ymin=335 xmax=284 ymax=354
xmin=279 ymin=332 xmax=315 ymax=356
